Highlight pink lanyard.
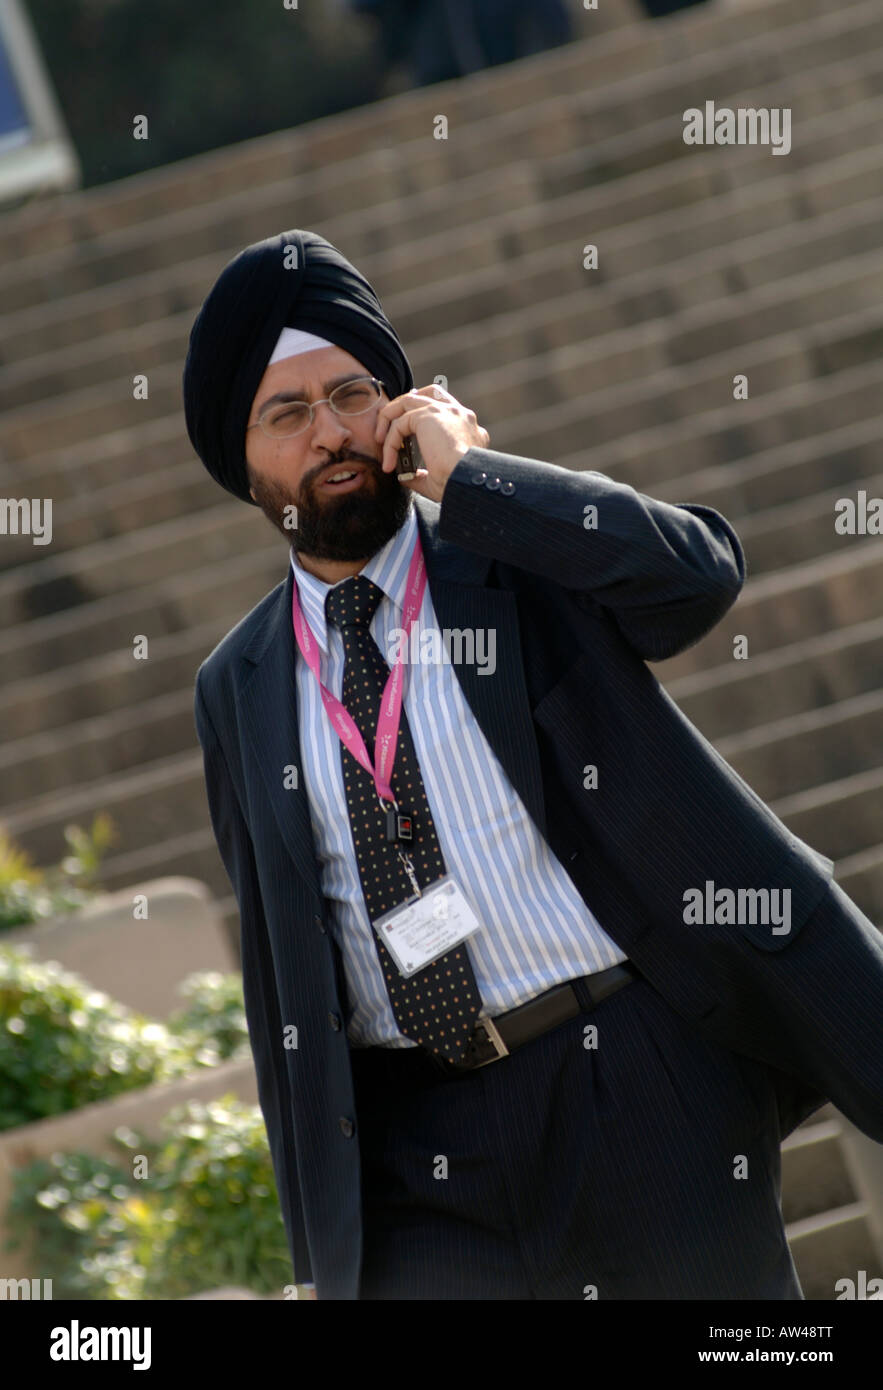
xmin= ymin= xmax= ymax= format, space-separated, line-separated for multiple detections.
xmin=290 ymin=533 xmax=427 ymax=817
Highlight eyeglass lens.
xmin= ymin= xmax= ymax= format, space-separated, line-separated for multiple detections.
xmin=261 ymin=378 xmax=381 ymax=437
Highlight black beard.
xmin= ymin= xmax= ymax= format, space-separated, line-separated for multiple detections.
xmin=248 ymin=451 xmax=413 ymax=561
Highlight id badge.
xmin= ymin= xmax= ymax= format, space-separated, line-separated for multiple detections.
xmin=373 ymin=873 xmax=481 ymax=979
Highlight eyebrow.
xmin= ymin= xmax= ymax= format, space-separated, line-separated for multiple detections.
xmin=255 ymin=374 xmax=368 ymax=415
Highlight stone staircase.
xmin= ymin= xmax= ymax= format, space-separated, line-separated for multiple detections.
xmin=0 ymin=0 xmax=880 ymax=1297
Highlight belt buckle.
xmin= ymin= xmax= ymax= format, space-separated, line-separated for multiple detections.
xmin=463 ymin=1014 xmax=510 ymax=1069
xmin=430 ymin=1015 xmax=510 ymax=1076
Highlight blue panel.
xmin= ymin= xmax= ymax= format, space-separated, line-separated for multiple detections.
xmin=0 ymin=30 xmax=30 ymax=142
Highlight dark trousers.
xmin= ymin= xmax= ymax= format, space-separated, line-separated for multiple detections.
xmin=350 ymin=973 xmax=819 ymax=1299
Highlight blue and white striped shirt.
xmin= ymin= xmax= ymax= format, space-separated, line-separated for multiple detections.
xmin=289 ymin=503 xmax=626 ymax=1049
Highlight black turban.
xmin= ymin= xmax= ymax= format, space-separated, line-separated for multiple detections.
xmin=183 ymin=229 xmax=415 ymax=505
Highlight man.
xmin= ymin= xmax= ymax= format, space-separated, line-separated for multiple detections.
xmin=184 ymin=229 xmax=883 ymax=1301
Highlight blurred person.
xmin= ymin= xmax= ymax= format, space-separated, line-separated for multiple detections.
xmin=349 ymin=0 xmax=573 ymax=87
xmin=638 ymin=0 xmax=711 ymax=15
xmin=184 ymin=228 xmax=883 ymax=1300
xmin=345 ymin=0 xmax=426 ymax=84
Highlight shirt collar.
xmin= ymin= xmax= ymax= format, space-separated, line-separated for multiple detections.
xmin=289 ymin=503 xmax=418 ymax=655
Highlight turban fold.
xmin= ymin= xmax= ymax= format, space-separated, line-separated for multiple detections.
xmin=183 ymin=229 xmax=415 ymax=504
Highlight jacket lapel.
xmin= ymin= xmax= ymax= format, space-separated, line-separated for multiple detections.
xmin=237 ymin=495 xmax=547 ymax=894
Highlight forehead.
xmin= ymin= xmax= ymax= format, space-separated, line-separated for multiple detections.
xmin=251 ymin=344 xmax=370 ymax=408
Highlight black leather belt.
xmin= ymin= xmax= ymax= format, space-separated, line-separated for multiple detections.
xmin=426 ymin=961 xmax=640 ymax=1077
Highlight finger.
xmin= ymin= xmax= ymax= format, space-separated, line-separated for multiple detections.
xmin=375 ymin=386 xmax=451 ymax=439
xmin=420 ymin=383 xmax=453 ymax=401
xmin=380 ymin=407 xmax=431 ymax=471
xmin=380 ymin=414 xmax=408 ymax=472
xmin=375 ymin=389 xmax=426 ymax=431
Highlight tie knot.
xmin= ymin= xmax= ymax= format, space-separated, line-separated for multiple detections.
xmin=325 ymin=574 xmax=384 ymax=630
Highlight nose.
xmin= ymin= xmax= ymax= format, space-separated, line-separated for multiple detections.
xmin=309 ymin=398 xmax=352 ymax=447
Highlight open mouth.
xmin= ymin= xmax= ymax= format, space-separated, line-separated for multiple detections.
xmin=319 ymin=466 xmax=368 ymax=494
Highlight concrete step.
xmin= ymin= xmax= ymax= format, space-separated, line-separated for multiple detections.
xmin=479 ymin=303 xmax=883 ymax=478
xmin=0 ymin=0 xmax=833 ymax=255
xmin=654 ymin=414 xmax=883 ymax=519
xmin=0 ymin=688 xmax=205 ymax=804
xmin=6 ymin=282 xmax=883 ymax=581
xmin=7 ymin=164 xmax=883 ymax=529
xmin=1 ymin=413 xmax=200 ymax=507
xmin=657 ymin=538 xmax=883 ymax=676
xmin=781 ymin=1119 xmax=857 ymax=1226
xmin=6 ymin=357 xmax=882 ymax=599
xmin=556 ymin=356 xmax=883 ymax=487
xmin=21 ymin=836 xmax=883 ymax=970
xmin=0 ymin=2 xmax=665 ymax=257
xmin=786 ymin=1202 xmax=881 ymax=1299
xmin=3 ymin=274 xmax=882 ymax=508
xmin=774 ymin=768 xmax=883 ymax=872
xmin=440 ymin=95 xmax=883 ymax=295
xmin=5 ymin=168 xmax=882 ymax=420
xmin=90 ymin=824 xmax=236 ymax=918
xmin=780 ymin=1101 xmax=881 ymax=1299
xmin=732 ymin=470 xmax=883 ymax=575
xmin=715 ymin=693 xmax=883 ymax=803
xmin=0 ymin=611 xmax=232 ymax=740
xmin=0 ymin=502 xmax=272 ymax=630
xmin=6 ymin=73 xmax=882 ymax=382
xmin=0 ymin=163 xmax=541 ymax=372
xmin=834 ymin=844 xmax=883 ymax=927
xmin=363 ymin=97 xmax=883 ymax=342
xmin=0 ymin=748 xmax=212 ymax=865
xmin=0 ymin=543 xmax=281 ymax=683
xmin=0 ymin=0 xmax=866 ymax=309
xmin=666 ymin=616 xmax=883 ymax=740
xmin=5 ymin=31 xmax=883 ymax=371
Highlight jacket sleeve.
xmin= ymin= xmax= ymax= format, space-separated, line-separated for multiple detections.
xmin=437 ymin=447 xmax=746 ymax=661
xmin=194 ymin=674 xmax=313 ymax=1289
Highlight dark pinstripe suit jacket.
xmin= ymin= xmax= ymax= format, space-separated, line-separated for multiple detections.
xmin=194 ymin=446 xmax=877 ymax=1299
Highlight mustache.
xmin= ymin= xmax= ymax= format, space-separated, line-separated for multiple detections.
xmin=308 ymin=451 xmax=380 ymax=485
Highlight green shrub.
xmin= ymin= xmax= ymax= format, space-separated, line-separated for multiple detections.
xmin=166 ymin=971 xmax=250 ymax=1063
xmin=5 ymin=1099 xmax=291 ymax=1300
xmin=0 ymin=816 xmax=115 ymax=931
xmin=0 ymin=949 xmax=215 ymax=1131
xmin=3 ymin=1146 xmax=147 ymax=1299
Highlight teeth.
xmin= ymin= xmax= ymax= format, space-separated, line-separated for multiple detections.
xmin=328 ymin=471 xmax=357 ymax=483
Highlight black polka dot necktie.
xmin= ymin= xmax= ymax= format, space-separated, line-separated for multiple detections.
xmin=324 ymin=574 xmax=483 ymax=1061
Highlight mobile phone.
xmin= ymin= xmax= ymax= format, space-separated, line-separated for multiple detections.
xmin=396 ymin=435 xmax=423 ymax=479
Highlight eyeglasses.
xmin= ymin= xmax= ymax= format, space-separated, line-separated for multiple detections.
xmin=246 ymin=376 xmax=386 ymax=439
